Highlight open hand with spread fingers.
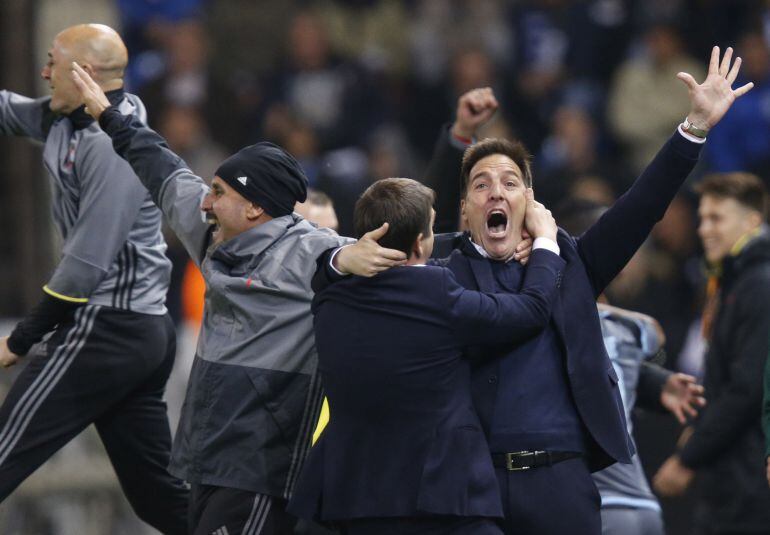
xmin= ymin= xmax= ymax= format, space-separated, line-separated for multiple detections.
xmin=70 ymin=61 xmax=111 ymax=121
xmin=678 ymin=46 xmax=754 ymax=135
xmin=661 ymin=372 xmax=706 ymax=425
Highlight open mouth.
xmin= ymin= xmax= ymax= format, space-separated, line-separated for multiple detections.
xmin=486 ymin=210 xmax=508 ymax=238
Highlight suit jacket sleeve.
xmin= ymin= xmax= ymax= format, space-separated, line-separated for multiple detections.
xmin=577 ymin=131 xmax=702 ymax=297
xmin=311 ymin=247 xmax=348 ymax=294
xmin=679 ymin=271 xmax=770 ymax=468
xmin=422 ymin=124 xmax=466 ymax=233
xmin=447 ymin=248 xmax=565 ymax=348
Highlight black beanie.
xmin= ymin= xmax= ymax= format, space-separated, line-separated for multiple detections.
xmin=215 ymin=142 xmax=308 ymax=217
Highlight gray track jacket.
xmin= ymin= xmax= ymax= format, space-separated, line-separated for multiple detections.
xmin=98 ymin=106 xmax=351 ymax=497
xmin=0 ymin=90 xmax=170 ymax=312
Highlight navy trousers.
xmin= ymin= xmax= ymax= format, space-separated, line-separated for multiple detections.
xmin=0 ymin=306 xmax=188 ymax=534
xmin=497 ymin=456 xmax=601 ymax=535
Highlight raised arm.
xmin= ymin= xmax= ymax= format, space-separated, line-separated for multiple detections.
xmin=423 ymin=87 xmax=498 ymax=233
xmin=71 ymin=62 xmax=211 ymax=264
xmin=579 ymin=46 xmax=754 ymax=297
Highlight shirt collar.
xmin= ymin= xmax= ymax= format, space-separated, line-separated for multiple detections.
xmin=469 ymin=237 xmax=518 ymax=263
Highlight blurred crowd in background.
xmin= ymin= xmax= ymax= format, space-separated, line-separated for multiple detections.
xmin=124 ymin=2 xmax=770 ymax=532
xmin=1 ymin=0 xmax=770 ymax=533
xmin=128 ymin=0 xmax=770 ymax=383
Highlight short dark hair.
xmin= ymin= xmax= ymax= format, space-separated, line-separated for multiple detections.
xmin=461 ymin=138 xmax=533 ymax=196
xmin=354 ymin=178 xmax=435 ymax=256
xmin=694 ymin=172 xmax=768 ymax=216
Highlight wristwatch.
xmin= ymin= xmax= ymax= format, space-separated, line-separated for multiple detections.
xmin=681 ymin=117 xmax=709 ymax=139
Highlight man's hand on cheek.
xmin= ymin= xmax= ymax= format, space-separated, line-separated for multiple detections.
xmin=523 ymin=189 xmax=557 ymax=242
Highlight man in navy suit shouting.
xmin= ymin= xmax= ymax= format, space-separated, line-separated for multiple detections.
xmin=321 ymin=46 xmax=753 ymax=534
xmin=290 ymin=178 xmax=566 ymax=534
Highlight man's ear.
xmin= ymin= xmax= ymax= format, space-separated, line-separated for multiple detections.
xmin=747 ymin=210 xmax=763 ymax=230
xmin=412 ymin=232 xmax=424 ymax=259
xmin=246 ymin=203 xmax=265 ymax=221
xmin=79 ymin=62 xmax=97 ymax=79
xmin=460 ymin=198 xmax=467 ymax=226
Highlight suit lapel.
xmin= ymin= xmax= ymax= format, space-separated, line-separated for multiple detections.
xmin=458 ymin=236 xmax=498 ymax=293
xmin=467 ymin=257 xmax=497 ymax=293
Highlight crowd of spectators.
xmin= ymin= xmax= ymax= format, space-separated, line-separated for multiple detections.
xmin=118 ymin=5 xmax=768 ymax=530
xmin=1 ymin=1 xmax=769 ymax=533
xmin=122 ymin=0 xmax=769 ymax=379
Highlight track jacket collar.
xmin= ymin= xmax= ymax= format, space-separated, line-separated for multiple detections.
xmin=210 ymin=213 xmax=299 ymax=267
xmin=68 ymin=88 xmax=125 ymax=130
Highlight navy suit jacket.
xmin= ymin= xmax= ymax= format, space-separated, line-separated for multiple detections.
xmin=289 ymin=249 xmax=565 ymax=521
xmin=430 ymin=131 xmax=703 ymax=471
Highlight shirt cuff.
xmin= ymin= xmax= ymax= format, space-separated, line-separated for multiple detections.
xmin=448 ymin=129 xmax=474 ymax=150
xmin=533 ymin=237 xmax=560 ymax=256
xmin=677 ymin=124 xmax=707 ymax=144
xmin=329 ymin=245 xmax=353 ymax=276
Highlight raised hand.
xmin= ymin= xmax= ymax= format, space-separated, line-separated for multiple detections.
xmin=523 ymin=189 xmax=557 ymax=242
xmin=334 ymin=223 xmax=408 ymax=277
xmin=70 ymin=62 xmax=111 ymax=120
xmin=677 ymin=46 xmax=754 ymax=133
xmin=451 ymin=87 xmax=499 ymax=140
xmin=661 ymin=372 xmax=706 ymax=424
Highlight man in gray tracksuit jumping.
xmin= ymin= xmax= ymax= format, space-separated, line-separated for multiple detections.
xmin=0 ymin=24 xmax=188 ymax=534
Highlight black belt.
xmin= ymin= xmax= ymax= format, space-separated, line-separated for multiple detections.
xmin=492 ymin=450 xmax=582 ymax=471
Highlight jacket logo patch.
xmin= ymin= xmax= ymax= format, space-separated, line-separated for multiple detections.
xmin=63 ymin=139 xmax=78 ymax=171
xmin=237 ymin=176 xmax=248 ymax=186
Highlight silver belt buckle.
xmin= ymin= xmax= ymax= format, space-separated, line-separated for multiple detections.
xmin=506 ymin=450 xmax=535 ymax=471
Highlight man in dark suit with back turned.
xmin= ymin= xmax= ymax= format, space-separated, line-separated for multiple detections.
xmin=325 ymin=46 xmax=752 ymax=534
xmin=290 ymin=177 xmax=565 ymax=534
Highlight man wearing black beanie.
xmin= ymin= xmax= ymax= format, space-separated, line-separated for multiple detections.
xmin=215 ymin=142 xmax=308 ymax=218
xmin=72 ymin=63 xmax=407 ymax=534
